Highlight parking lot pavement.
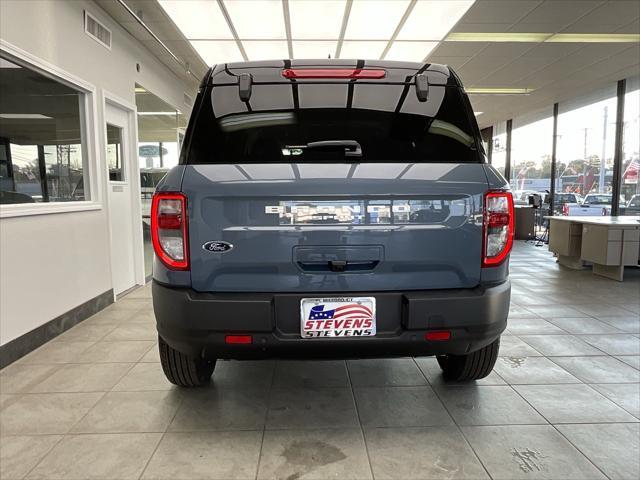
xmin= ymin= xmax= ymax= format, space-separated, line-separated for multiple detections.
xmin=1 ymin=241 xmax=639 ymax=480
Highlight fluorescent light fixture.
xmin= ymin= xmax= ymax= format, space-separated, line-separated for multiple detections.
xmin=293 ymin=41 xmax=338 ymax=59
xmin=339 ymin=41 xmax=387 ymax=59
xmin=190 ymin=40 xmax=244 ymax=64
xmin=384 ymin=41 xmax=438 ymax=61
xmin=137 ymin=112 xmax=177 ymax=116
xmin=225 ymin=0 xmax=285 ymax=39
xmin=546 ymin=33 xmax=640 ymax=43
xmin=345 ymin=0 xmax=410 ymax=40
xmin=242 ymin=41 xmax=289 ymax=61
xmin=474 ymin=111 xmax=483 ymax=116
xmin=158 ymin=0 xmax=232 ymax=39
xmin=398 ymin=0 xmax=474 ymax=41
xmin=0 ymin=114 xmax=52 ymax=119
xmin=466 ymin=88 xmax=534 ymax=95
xmin=289 ymin=0 xmax=346 ymax=40
xmin=446 ymin=32 xmax=551 ymax=42
xmin=135 ymin=87 xmax=147 ymax=93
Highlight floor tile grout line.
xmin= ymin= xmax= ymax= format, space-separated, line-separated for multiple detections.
xmin=345 ymin=359 xmax=376 ymax=480
xmin=136 ymin=383 xmax=187 ymax=480
xmin=426 ymin=367 xmax=495 ymax=480
xmin=252 ymin=361 xmax=276 ymax=480
xmin=507 ymin=380 xmax=631 ymax=480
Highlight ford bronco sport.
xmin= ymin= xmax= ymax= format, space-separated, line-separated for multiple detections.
xmin=152 ymin=60 xmax=513 ymax=387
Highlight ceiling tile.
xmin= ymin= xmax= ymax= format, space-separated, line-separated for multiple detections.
xmin=225 ymin=0 xmax=286 ymax=39
xmin=397 ymin=0 xmax=474 ymax=40
xmin=190 ymin=40 xmax=244 ymax=64
xmin=517 ymin=1 xmax=603 ymax=26
xmin=292 ymin=41 xmax=338 ymax=59
xmin=426 ymin=56 xmax=470 ymax=69
xmin=289 ymin=0 xmax=346 ymax=39
xmin=452 ymin=22 xmax=515 ymax=33
xmin=344 ymin=0 xmax=410 ymax=40
xmin=430 ymin=42 xmax=489 ymax=57
xmin=158 ymin=0 xmax=232 ymax=39
xmin=384 ymin=41 xmax=439 ymax=61
xmin=473 ymin=43 xmax=535 ymax=58
xmin=242 ymin=41 xmax=290 ymax=61
xmin=339 ymin=41 xmax=387 ymax=59
xmin=457 ymin=0 xmax=541 ymax=24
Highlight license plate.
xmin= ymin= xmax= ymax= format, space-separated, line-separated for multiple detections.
xmin=300 ymin=297 xmax=376 ymax=338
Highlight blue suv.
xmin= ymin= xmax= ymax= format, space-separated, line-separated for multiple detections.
xmin=151 ymin=60 xmax=513 ymax=387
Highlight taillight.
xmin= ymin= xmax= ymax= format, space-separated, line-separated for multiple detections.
xmin=282 ymin=68 xmax=386 ymax=79
xmin=562 ymin=204 xmax=569 ymax=216
xmin=151 ymin=192 xmax=189 ymax=270
xmin=482 ymin=190 xmax=514 ymax=267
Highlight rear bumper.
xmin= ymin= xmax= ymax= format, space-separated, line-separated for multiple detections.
xmin=153 ymin=280 xmax=510 ymax=359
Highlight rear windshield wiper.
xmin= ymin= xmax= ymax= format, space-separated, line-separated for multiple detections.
xmin=283 ymin=140 xmax=362 ymax=158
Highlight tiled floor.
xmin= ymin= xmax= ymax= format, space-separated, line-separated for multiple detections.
xmin=1 ymin=241 xmax=639 ymax=479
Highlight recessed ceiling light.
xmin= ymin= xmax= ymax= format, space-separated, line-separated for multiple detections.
xmin=225 ymin=0 xmax=286 ymax=40
xmin=384 ymin=41 xmax=439 ymax=62
xmin=0 ymin=114 xmax=53 ymax=119
xmin=242 ymin=41 xmax=289 ymax=61
xmin=339 ymin=41 xmax=387 ymax=59
xmin=474 ymin=111 xmax=484 ymax=116
xmin=398 ymin=0 xmax=474 ymax=41
xmin=345 ymin=0 xmax=410 ymax=40
xmin=546 ymin=33 xmax=640 ymax=43
xmin=289 ymin=0 xmax=346 ymax=40
xmin=189 ymin=40 xmax=244 ymax=64
xmin=446 ymin=32 xmax=551 ymax=42
xmin=293 ymin=41 xmax=338 ymax=59
xmin=158 ymin=0 xmax=232 ymax=39
xmin=135 ymin=87 xmax=147 ymax=93
xmin=466 ymin=88 xmax=534 ymax=95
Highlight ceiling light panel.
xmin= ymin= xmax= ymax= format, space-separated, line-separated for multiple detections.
xmin=466 ymin=88 xmax=534 ymax=94
xmin=158 ymin=0 xmax=232 ymax=39
xmin=293 ymin=41 xmax=338 ymax=59
xmin=398 ymin=0 xmax=475 ymax=41
xmin=224 ymin=0 xmax=285 ymax=39
xmin=243 ymin=41 xmax=289 ymax=61
xmin=546 ymin=33 xmax=640 ymax=43
xmin=345 ymin=0 xmax=410 ymax=40
xmin=190 ymin=40 xmax=244 ymax=64
xmin=384 ymin=41 xmax=438 ymax=61
xmin=447 ymin=32 xmax=550 ymax=42
xmin=339 ymin=41 xmax=387 ymax=59
xmin=289 ymin=0 xmax=346 ymax=39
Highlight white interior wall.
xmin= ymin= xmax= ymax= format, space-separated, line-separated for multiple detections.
xmin=0 ymin=0 xmax=195 ymax=346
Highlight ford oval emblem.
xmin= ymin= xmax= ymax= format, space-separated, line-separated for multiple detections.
xmin=202 ymin=241 xmax=234 ymax=253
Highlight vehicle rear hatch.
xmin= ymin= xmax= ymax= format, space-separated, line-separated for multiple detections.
xmin=182 ymin=60 xmax=488 ymax=293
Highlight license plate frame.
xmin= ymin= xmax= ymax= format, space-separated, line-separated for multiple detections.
xmin=300 ymin=297 xmax=376 ymax=338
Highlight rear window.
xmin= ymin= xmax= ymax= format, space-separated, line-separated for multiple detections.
xmin=183 ymin=83 xmax=482 ymax=164
xmin=584 ymin=194 xmax=612 ymax=205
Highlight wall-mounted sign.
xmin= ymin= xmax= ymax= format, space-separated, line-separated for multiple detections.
xmin=139 ymin=145 xmax=168 ymax=157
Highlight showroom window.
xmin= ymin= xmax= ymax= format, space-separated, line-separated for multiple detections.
xmin=556 ymin=84 xmax=618 ymax=212
xmin=0 ymin=55 xmax=88 ymax=204
xmin=620 ymin=76 xmax=639 ymax=215
xmin=491 ymin=121 xmax=507 ymax=179
xmin=135 ymin=84 xmax=187 ymax=277
xmin=510 ymin=108 xmax=553 ymax=202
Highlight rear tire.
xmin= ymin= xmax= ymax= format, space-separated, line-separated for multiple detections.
xmin=437 ymin=337 xmax=500 ymax=381
xmin=158 ymin=336 xmax=215 ymax=387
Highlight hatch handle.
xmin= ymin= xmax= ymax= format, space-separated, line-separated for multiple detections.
xmin=415 ymin=73 xmax=429 ymax=102
xmin=238 ymin=73 xmax=252 ymax=102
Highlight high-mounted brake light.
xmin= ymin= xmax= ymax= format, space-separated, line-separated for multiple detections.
xmin=482 ymin=191 xmax=514 ymax=267
xmin=151 ymin=192 xmax=189 ymax=270
xmin=282 ymin=68 xmax=386 ymax=79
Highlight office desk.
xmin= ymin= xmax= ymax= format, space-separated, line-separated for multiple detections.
xmin=545 ymin=216 xmax=640 ymax=281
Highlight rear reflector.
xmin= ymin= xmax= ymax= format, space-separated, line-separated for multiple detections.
xmin=225 ymin=335 xmax=252 ymax=344
xmin=425 ymin=331 xmax=451 ymax=341
xmin=282 ymin=68 xmax=386 ymax=79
